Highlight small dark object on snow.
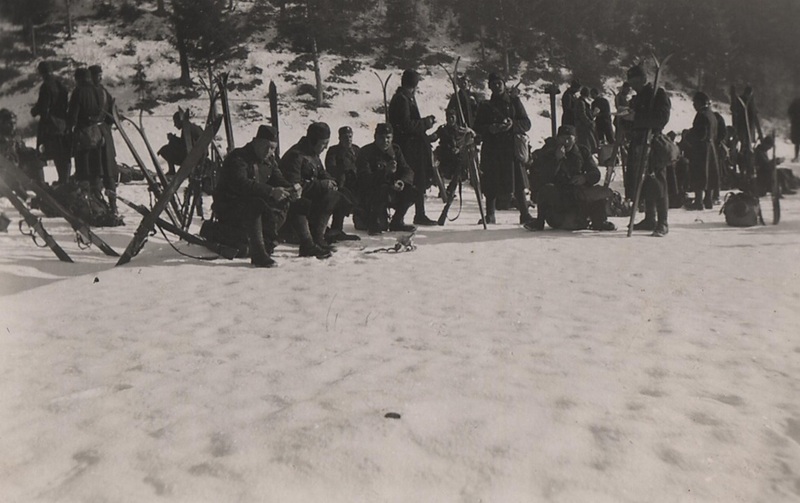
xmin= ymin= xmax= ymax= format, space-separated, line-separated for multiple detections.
xmin=93 ymin=277 xmax=99 ymax=283
xmin=384 ymin=412 xmax=401 ymax=419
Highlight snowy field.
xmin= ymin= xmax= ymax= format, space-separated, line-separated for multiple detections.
xmin=2 ymin=16 xmax=800 ymax=502
xmin=1 ymin=161 xmax=800 ymax=502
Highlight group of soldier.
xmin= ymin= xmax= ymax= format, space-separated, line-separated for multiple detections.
xmin=0 ymin=62 xmax=120 ymax=222
xmin=2 ymin=60 xmax=795 ymax=266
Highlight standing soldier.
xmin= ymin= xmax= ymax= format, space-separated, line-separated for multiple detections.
xmin=574 ymin=87 xmax=598 ymax=153
xmin=324 ymin=125 xmax=361 ymax=241
xmin=627 ymin=64 xmax=672 ymax=237
xmin=388 ymin=69 xmax=438 ymax=226
xmin=561 ymin=80 xmax=581 ymax=127
xmin=685 ymin=92 xmax=719 ymax=210
xmin=89 ymin=65 xmax=119 ymax=215
xmin=473 ymin=72 xmax=534 ymax=225
xmin=67 ymin=68 xmax=105 ymax=198
xmin=591 ymin=88 xmax=615 ymax=144
xmin=788 ymin=97 xmax=800 ymax=163
xmin=31 ymin=61 xmax=71 ymax=184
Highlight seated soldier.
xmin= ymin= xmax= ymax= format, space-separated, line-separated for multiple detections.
xmin=212 ymin=125 xmax=294 ymax=268
xmin=431 ymin=108 xmax=467 ymax=180
xmin=279 ymin=122 xmax=348 ymax=259
xmin=356 ymin=123 xmax=417 ymax=235
xmin=158 ymin=109 xmax=204 ymax=176
xmin=524 ymin=125 xmax=616 ymax=231
xmin=323 ymin=125 xmax=361 ymax=241
xmin=1 ymin=108 xmax=45 ymax=196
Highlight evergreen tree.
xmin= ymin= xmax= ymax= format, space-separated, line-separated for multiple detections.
xmin=171 ymin=0 xmax=242 ymax=85
xmin=0 ymin=0 xmax=53 ymax=55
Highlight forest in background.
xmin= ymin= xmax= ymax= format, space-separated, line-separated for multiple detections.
xmin=1 ymin=0 xmax=798 ymax=116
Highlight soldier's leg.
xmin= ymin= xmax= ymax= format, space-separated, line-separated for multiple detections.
xmin=389 ymin=184 xmax=417 ymax=232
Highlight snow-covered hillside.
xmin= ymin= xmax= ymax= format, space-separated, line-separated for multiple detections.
xmin=1 ymin=8 xmax=800 ymax=503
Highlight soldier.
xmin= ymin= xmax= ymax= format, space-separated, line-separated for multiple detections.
xmin=731 ymin=86 xmax=764 ymax=189
xmin=213 ymin=125 xmax=295 ymax=268
xmin=431 ymin=108 xmax=468 ymax=180
xmin=31 ymin=61 xmax=71 ymax=184
xmin=0 ymin=108 xmax=43 ymax=196
xmin=575 ymin=87 xmax=598 ymax=153
xmin=67 ymin=67 xmax=105 ymax=197
xmin=279 ymin=122 xmax=345 ymax=259
xmin=626 ymin=64 xmax=672 ymax=237
xmin=561 ymin=80 xmax=581 ymax=127
xmin=789 ymin=97 xmax=800 ymax=163
xmin=89 ymin=65 xmax=119 ymax=215
xmin=388 ymin=69 xmax=437 ymax=226
xmin=591 ymin=88 xmax=615 ymax=144
xmin=323 ymin=126 xmax=361 ymax=241
xmin=523 ymin=125 xmax=615 ymax=232
xmin=685 ymin=92 xmax=719 ymax=210
xmin=446 ymin=73 xmax=478 ymax=128
xmin=473 ymin=72 xmax=534 ymax=225
xmin=158 ymin=109 xmax=204 ymax=176
xmin=356 ymin=123 xmax=417 ymax=235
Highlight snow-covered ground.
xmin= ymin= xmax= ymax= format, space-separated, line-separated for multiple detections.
xmin=2 ymin=13 xmax=800 ymax=503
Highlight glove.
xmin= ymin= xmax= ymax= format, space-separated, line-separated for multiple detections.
xmin=393 ymin=180 xmax=404 ymax=191
xmin=569 ymin=175 xmax=586 ymax=186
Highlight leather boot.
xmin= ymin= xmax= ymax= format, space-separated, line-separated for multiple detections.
xmin=246 ymin=214 xmax=276 ymax=268
xmin=311 ymin=213 xmax=336 ymax=252
xmin=292 ymin=214 xmax=331 ymax=259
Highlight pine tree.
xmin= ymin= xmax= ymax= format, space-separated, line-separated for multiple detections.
xmin=171 ymin=0 xmax=242 ymax=86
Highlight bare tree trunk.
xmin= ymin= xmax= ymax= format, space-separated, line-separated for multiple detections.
xmin=66 ymin=0 xmax=73 ymax=39
xmin=28 ymin=21 xmax=37 ymax=58
xmin=156 ymin=0 xmax=166 ymax=15
xmin=312 ymin=37 xmax=323 ymax=107
xmin=176 ymin=27 xmax=192 ymax=86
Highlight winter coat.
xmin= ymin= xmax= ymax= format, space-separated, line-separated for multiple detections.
xmin=630 ymin=84 xmax=671 ymax=144
xmin=213 ymin=142 xmax=290 ymax=218
xmin=789 ymin=98 xmax=800 ymax=144
xmin=561 ymin=90 xmax=577 ymax=126
xmin=473 ymin=91 xmax=531 ymax=198
xmin=324 ymin=143 xmax=360 ymax=189
xmin=575 ymin=97 xmax=598 ymax=152
xmin=31 ymin=76 xmax=69 ymax=149
xmin=388 ymin=87 xmax=434 ymax=187
xmin=96 ymin=84 xmax=117 ymax=178
xmin=356 ymin=142 xmax=414 ymax=194
xmin=537 ymin=142 xmax=601 ymax=190
xmin=688 ymin=107 xmax=719 ymax=191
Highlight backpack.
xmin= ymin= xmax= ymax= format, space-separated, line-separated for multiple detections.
xmin=720 ymin=192 xmax=764 ymax=227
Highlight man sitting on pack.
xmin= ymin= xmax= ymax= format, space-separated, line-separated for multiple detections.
xmin=324 ymin=125 xmax=361 ymax=241
xmin=158 ymin=109 xmax=204 ymax=176
xmin=279 ymin=122 xmax=349 ymax=259
xmin=524 ymin=125 xmax=615 ymax=232
xmin=213 ymin=125 xmax=295 ymax=268
xmin=356 ymin=123 xmax=417 ymax=235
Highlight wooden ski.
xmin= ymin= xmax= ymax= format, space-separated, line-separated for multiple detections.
xmin=0 ymin=180 xmax=73 ymax=262
xmin=116 ymin=117 xmax=222 ymax=266
xmin=627 ymin=53 xmax=673 ymax=237
xmin=0 ymin=155 xmax=118 ymax=256
xmin=117 ymin=195 xmax=238 ymax=260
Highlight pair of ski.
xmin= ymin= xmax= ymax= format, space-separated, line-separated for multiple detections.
xmin=731 ymin=88 xmax=780 ymax=225
xmin=0 ymin=154 xmax=119 ymax=262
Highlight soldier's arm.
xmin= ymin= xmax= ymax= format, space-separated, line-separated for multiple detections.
xmin=389 ymin=95 xmax=431 ymax=136
xmin=395 ymin=146 xmax=414 ymax=185
xmin=511 ymin=97 xmax=532 ymax=133
xmin=577 ymin=146 xmax=601 ymax=185
xmin=277 ymin=151 xmax=303 ymax=185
